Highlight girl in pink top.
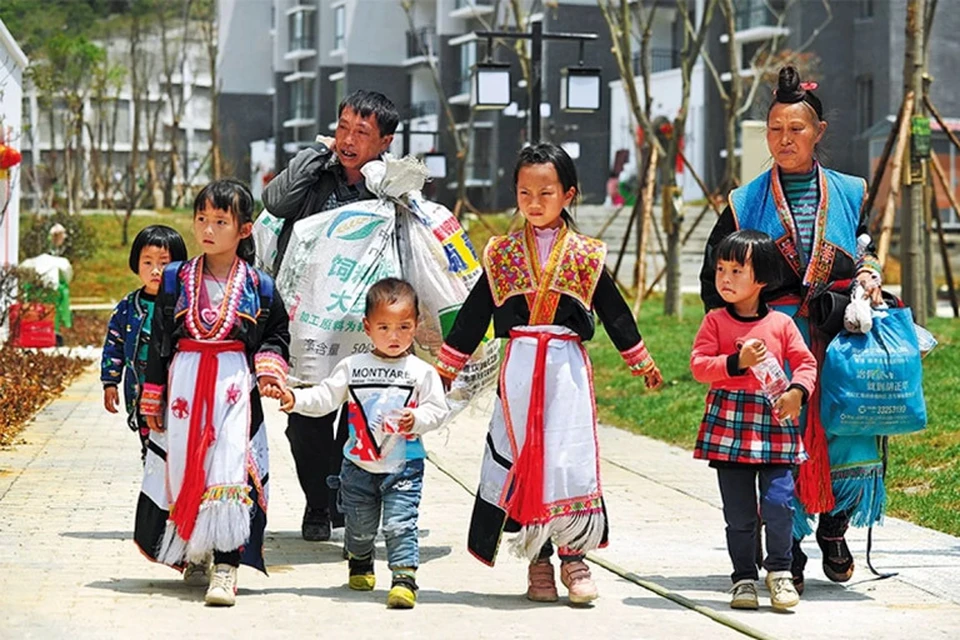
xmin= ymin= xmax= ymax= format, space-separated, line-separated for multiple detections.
xmin=691 ymin=230 xmax=816 ymax=613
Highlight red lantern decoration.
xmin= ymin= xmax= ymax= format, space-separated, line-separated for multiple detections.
xmin=0 ymin=144 xmax=23 ymax=170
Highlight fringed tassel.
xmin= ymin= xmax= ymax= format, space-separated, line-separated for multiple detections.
xmin=831 ymin=466 xmax=886 ymax=528
xmin=184 ymin=490 xmax=252 ymax=563
xmin=156 ymin=521 xmax=188 ymax=566
xmin=509 ymin=510 xmax=606 ymax=562
xmin=795 ymin=387 xmax=836 ymax=514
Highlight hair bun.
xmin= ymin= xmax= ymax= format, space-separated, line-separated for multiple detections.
xmin=775 ymin=65 xmax=804 ymax=104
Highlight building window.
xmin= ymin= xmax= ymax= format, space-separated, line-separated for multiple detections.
xmin=334 ymin=5 xmax=346 ymax=50
xmin=289 ymin=11 xmax=315 ymax=51
xmin=290 ymin=78 xmax=315 ymax=120
xmin=468 ymin=126 xmax=492 ymax=182
xmin=458 ymin=42 xmax=476 ymax=96
xmin=856 ymin=75 xmax=873 ymax=133
xmin=333 ymin=78 xmax=345 ymax=113
xmin=859 ymin=0 xmax=874 ymax=19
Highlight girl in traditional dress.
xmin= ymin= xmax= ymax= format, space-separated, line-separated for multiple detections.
xmin=700 ymin=66 xmax=885 ymax=593
xmin=436 ymin=143 xmax=663 ymax=605
xmin=137 ymin=179 xmax=289 ymax=607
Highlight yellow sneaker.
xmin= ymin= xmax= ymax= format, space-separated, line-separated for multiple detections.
xmin=348 ymin=556 xmax=375 ymax=591
xmin=386 ymin=573 xmax=418 ymax=609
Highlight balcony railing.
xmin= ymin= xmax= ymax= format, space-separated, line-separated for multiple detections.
xmin=408 ymin=100 xmax=439 ymax=118
xmin=288 ymin=36 xmax=316 ymax=52
xmin=735 ymin=3 xmax=778 ymax=31
xmin=454 ymin=0 xmax=494 ymax=10
xmin=406 ymin=27 xmax=438 ymax=59
xmin=457 ymin=73 xmax=471 ymax=96
xmin=290 ymin=102 xmax=315 ymax=121
xmin=631 ymin=48 xmax=680 ymax=75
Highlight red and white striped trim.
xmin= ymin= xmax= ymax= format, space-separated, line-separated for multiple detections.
xmin=140 ymin=383 xmax=165 ymax=416
xmin=254 ymin=351 xmax=289 ymax=384
xmin=620 ymin=340 xmax=655 ymax=377
xmin=436 ymin=343 xmax=470 ymax=379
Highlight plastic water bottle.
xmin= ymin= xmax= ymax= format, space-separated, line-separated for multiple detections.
xmin=746 ymin=340 xmax=791 ymax=425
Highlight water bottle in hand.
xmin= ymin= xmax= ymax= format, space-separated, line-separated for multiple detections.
xmin=746 ymin=340 xmax=791 ymax=425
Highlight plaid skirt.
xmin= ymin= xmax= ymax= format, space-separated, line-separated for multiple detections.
xmin=694 ymin=389 xmax=807 ymax=465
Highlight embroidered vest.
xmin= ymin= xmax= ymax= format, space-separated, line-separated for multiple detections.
xmin=729 ymin=166 xmax=866 ymax=314
xmin=483 ymin=224 xmax=607 ymax=325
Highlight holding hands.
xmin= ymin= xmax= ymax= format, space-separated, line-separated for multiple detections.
xmin=260 ymin=380 xmax=296 ymax=412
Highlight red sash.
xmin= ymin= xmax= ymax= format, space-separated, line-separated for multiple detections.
xmin=504 ymin=329 xmax=580 ymax=525
xmin=170 ymin=339 xmax=245 ymax=541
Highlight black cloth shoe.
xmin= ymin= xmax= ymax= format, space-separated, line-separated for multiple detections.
xmin=302 ymin=506 xmax=331 ymax=542
xmin=817 ymin=515 xmax=854 ymax=583
xmin=791 ymin=538 xmax=807 ymax=596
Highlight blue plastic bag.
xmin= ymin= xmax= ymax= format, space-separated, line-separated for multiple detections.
xmin=820 ymin=307 xmax=927 ymax=437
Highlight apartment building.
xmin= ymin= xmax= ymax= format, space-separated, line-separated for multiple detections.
xmin=270 ymin=0 xmax=620 ymax=210
xmin=19 ymin=0 xmax=272 ymax=208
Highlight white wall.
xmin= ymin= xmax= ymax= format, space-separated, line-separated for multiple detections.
xmin=219 ymin=0 xmax=274 ymax=94
xmin=608 ymin=65 xmax=707 ymax=200
xmin=0 ymin=18 xmax=26 ymax=269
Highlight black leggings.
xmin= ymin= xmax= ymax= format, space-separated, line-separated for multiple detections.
xmin=537 ymin=541 xmax=585 ymax=563
xmin=213 ymin=550 xmax=241 ymax=567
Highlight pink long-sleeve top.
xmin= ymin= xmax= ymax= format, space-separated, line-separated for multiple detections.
xmin=690 ymin=306 xmax=817 ymax=398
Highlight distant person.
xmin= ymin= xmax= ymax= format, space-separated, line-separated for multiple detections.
xmin=19 ymin=223 xmax=73 ymax=336
xmin=691 ymin=230 xmax=816 ymax=612
xmin=266 ymin=277 xmax=448 ymax=609
xmin=136 ymin=179 xmax=289 ymax=607
xmin=435 ymin=143 xmax=663 ymax=605
xmin=263 ymin=90 xmax=399 ymax=542
xmin=700 ymin=66 xmax=885 ymax=593
xmin=101 ymin=225 xmax=188 ymax=461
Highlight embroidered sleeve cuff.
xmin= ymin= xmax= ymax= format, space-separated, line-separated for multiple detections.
xmin=140 ymin=383 xmax=165 ymax=417
xmin=436 ymin=343 xmax=470 ymax=380
xmin=787 ymin=383 xmax=810 ymax=405
xmin=621 ymin=341 xmax=655 ymax=376
xmin=254 ymin=351 xmax=289 ymax=384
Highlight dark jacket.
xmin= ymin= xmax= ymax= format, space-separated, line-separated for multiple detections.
xmin=100 ymin=288 xmax=153 ymax=419
xmin=262 ymin=142 xmax=374 ymax=273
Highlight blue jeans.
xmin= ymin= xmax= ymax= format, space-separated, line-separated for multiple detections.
xmin=716 ymin=465 xmax=795 ymax=583
xmin=339 ymin=458 xmax=423 ymax=570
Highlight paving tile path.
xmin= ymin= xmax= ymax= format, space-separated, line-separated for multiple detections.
xmin=2 ymin=364 xmax=959 ymax=639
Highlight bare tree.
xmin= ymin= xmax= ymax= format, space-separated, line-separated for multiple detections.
xmin=597 ymin=0 xmax=659 ymax=295
xmin=699 ymin=0 xmax=831 ymax=189
xmin=196 ymin=0 xmax=221 ymax=179
xmin=600 ymin=0 xmax=715 ymax=316
xmin=159 ymin=0 xmax=196 ymax=207
xmin=399 ymin=0 xmax=526 ymax=218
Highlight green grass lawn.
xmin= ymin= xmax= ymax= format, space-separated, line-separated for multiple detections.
xmin=65 ymin=212 xmax=199 ymax=301
xmin=585 ymin=299 xmax=960 ymax=537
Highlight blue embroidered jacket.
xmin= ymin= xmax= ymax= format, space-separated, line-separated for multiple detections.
xmin=100 ymin=288 xmax=154 ymax=418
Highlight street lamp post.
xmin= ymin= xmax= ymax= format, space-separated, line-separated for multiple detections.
xmin=473 ymin=18 xmax=600 ymax=144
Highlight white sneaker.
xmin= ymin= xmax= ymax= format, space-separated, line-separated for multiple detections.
xmin=766 ymin=570 xmax=800 ymax=611
xmin=730 ymin=579 xmax=759 ymax=610
xmin=204 ymin=564 xmax=238 ymax=607
xmin=183 ymin=554 xmax=212 ymax=586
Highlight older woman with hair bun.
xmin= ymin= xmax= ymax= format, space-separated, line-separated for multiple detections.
xmin=699 ymin=65 xmax=885 ymax=595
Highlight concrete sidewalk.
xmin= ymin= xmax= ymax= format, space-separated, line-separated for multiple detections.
xmin=1 ymin=364 xmax=959 ymax=639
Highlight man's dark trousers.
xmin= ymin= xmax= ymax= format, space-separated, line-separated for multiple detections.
xmin=286 ymin=409 xmax=349 ymax=528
